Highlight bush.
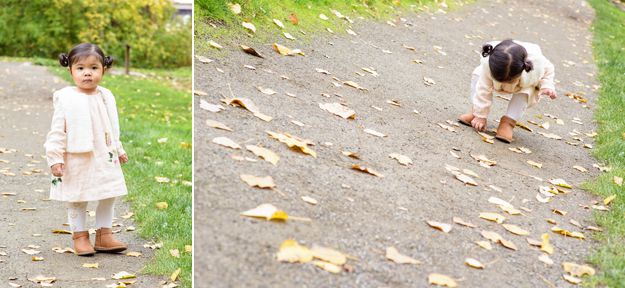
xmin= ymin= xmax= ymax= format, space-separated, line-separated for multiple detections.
xmin=0 ymin=0 xmax=191 ymax=68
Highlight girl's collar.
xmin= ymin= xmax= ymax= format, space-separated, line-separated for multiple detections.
xmin=72 ymin=86 xmax=102 ymax=95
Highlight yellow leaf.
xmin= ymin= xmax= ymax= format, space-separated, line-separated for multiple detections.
xmin=538 ymin=254 xmax=554 ymax=265
xmin=499 ymin=205 xmax=522 ymax=215
xmin=272 ymin=43 xmax=304 ymax=56
xmin=527 ymin=160 xmax=543 ymax=169
xmin=343 ymin=80 xmax=368 ymax=91
xmin=170 ymin=249 xmax=180 ymax=258
xmin=240 ymin=204 xmax=288 ymax=221
xmin=552 ymin=226 xmax=585 ymax=239
xmin=540 ymin=233 xmax=554 ymax=254
xmin=266 ymin=131 xmax=316 ymax=157
xmin=241 ymin=21 xmax=256 ymax=33
xmin=563 ymin=262 xmax=596 ymax=277
xmin=614 ymin=176 xmax=623 ymax=186
xmin=83 ymin=263 xmax=99 ymax=268
xmin=273 ymin=18 xmax=284 ymax=29
xmin=208 ymin=40 xmax=223 ymax=50
xmin=112 ymin=271 xmax=136 ymax=280
xmin=488 ymin=196 xmax=512 ymax=207
xmin=465 ymin=258 xmax=485 ymax=269
xmin=549 ymin=178 xmax=572 ymax=189
xmin=428 ymin=273 xmax=457 ymax=287
xmin=51 ymin=229 xmax=72 ymax=234
xmin=475 ymin=240 xmax=492 ymax=250
xmin=301 ymin=196 xmax=318 ymax=205
xmin=212 ymin=137 xmax=241 ymax=149
xmin=126 ymin=252 xmax=142 ymax=257
xmin=32 ymin=256 xmax=44 ymax=261
xmin=454 ymin=173 xmax=478 ymax=186
xmin=562 ymin=274 xmax=582 ymax=284
xmin=240 ymin=175 xmax=276 ymax=189
xmin=385 ymin=247 xmax=420 ymax=265
xmin=155 ymin=176 xmax=170 ymax=183
xmin=427 ymin=220 xmax=452 ymax=233
xmin=170 ymin=268 xmax=181 ymax=282
xmin=225 ymin=98 xmax=273 ymax=122
xmin=502 ymin=224 xmax=530 ymax=236
xmin=155 ymin=202 xmax=168 ymax=210
xmin=312 ymin=260 xmax=342 ymax=273
xmin=552 ymin=209 xmax=568 ymax=216
xmin=479 ymin=212 xmax=506 ymax=224
xmin=206 ymin=119 xmax=232 ymax=132
xmin=499 ymin=238 xmax=518 ymax=250
xmin=276 ymin=239 xmax=313 ymax=263
xmin=481 ymin=230 xmax=502 ymax=243
xmin=341 ymin=151 xmax=360 ymax=159
xmin=319 ymin=103 xmax=355 ymax=119
xmin=389 ymin=153 xmax=412 ymax=165
xmin=246 ymin=145 xmax=279 ymax=165
xmin=604 ymin=194 xmax=617 ymax=205
xmin=311 ymin=246 xmax=346 ymax=265
xmin=526 ymin=238 xmax=542 ymax=247
xmin=351 ymin=164 xmax=384 ymax=177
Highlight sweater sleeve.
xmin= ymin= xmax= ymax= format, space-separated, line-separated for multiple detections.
xmin=44 ymin=94 xmax=66 ymax=167
xmin=109 ymin=93 xmax=126 ymax=156
xmin=539 ymin=58 xmax=556 ymax=90
xmin=472 ymin=65 xmax=494 ymax=119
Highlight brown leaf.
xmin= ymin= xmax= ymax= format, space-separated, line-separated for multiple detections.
xmin=427 ymin=220 xmax=452 ymax=233
xmin=288 ymin=13 xmax=299 ymax=25
xmin=240 ymin=45 xmax=264 ymax=58
xmin=224 ymin=98 xmax=272 ymax=121
xmin=267 ymin=131 xmax=317 ymax=157
xmin=351 ymin=164 xmax=384 ymax=177
xmin=240 ymin=175 xmax=276 ymax=189
xmin=246 ymin=145 xmax=279 ymax=165
xmin=343 ymin=80 xmax=368 ymax=91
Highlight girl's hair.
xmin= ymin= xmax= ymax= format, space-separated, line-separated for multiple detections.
xmin=481 ymin=39 xmax=533 ymax=82
xmin=58 ymin=43 xmax=113 ymax=68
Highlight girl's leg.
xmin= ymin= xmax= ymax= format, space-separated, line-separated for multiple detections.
xmin=505 ymin=93 xmax=529 ymax=121
xmin=95 ymin=197 xmax=116 ymax=229
xmin=67 ymin=201 xmax=88 ymax=232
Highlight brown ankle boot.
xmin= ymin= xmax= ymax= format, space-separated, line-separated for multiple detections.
xmin=72 ymin=231 xmax=95 ymax=256
xmin=496 ymin=115 xmax=516 ymax=143
xmin=458 ymin=112 xmax=475 ymax=126
xmin=95 ymin=228 xmax=127 ymax=253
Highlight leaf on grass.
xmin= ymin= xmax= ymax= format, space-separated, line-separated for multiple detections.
xmin=212 ymin=137 xmax=241 ymax=149
xmin=351 ymin=164 xmax=384 ymax=177
xmin=389 ymin=153 xmax=412 ymax=165
xmin=273 ymin=19 xmax=285 ymax=29
xmin=288 ymin=13 xmax=299 ymax=25
xmin=170 ymin=268 xmax=182 ymax=282
xmin=241 ymin=21 xmax=256 ymax=33
xmin=604 ymin=195 xmax=616 ymax=205
xmin=552 ymin=226 xmax=585 ymax=239
xmin=319 ymin=103 xmax=355 ymax=119
xmin=224 ymin=97 xmax=273 ymax=121
xmin=427 ymin=220 xmax=452 ymax=233
xmin=428 ymin=273 xmax=457 ymax=287
xmin=363 ymin=128 xmax=386 ymax=138
xmin=465 ymin=258 xmax=485 ymax=269
xmin=452 ymin=217 xmax=476 ymax=228
xmin=283 ymin=32 xmax=296 ymax=40
xmin=170 ymin=249 xmax=180 ymax=258
xmin=155 ymin=202 xmax=168 ymax=210
xmin=240 ymin=45 xmax=263 ymax=58
xmin=502 ymin=224 xmax=529 ymax=236
xmin=228 ymin=3 xmax=241 ymax=14
xmin=276 ymin=239 xmax=312 ymax=263
xmin=311 ymin=246 xmax=347 ymax=265
xmin=241 ymin=204 xmax=288 ymax=221
xmin=206 ymin=120 xmax=232 ymax=131
xmin=267 ymin=131 xmax=317 ymax=157
xmin=208 ymin=40 xmax=223 ymax=50
xmin=563 ymin=262 xmax=596 ymax=277
xmin=240 ymin=175 xmax=276 ymax=189
xmin=386 ymin=247 xmax=420 ymax=264
xmin=479 ymin=212 xmax=505 ymax=224
xmin=246 ymin=145 xmax=279 ymax=165
xmin=614 ymin=176 xmax=623 ymax=186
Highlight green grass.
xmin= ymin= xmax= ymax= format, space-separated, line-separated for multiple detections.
xmin=582 ymin=0 xmax=625 ymax=286
xmin=195 ymin=0 xmax=470 ymax=55
xmin=42 ymin=63 xmax=193 ymax=287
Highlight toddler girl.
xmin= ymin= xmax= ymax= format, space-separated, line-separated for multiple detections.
xmin=45 ymin=43 xmax=129 ymax=256
xmin=458 ymin=39 xmax=557 ymax=143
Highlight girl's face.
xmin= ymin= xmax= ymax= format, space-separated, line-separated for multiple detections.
xmin=69 ymin=55 xmax=105 ymax=94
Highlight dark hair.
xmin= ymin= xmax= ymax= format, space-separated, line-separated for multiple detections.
xmin=481 ymin=39 xmax=533 ymax=82
xmin=58 ymin=43 xmax=113 ymax=68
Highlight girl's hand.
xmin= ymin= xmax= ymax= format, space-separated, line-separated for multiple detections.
xmin=471 ymin=117 xmax=487 ymax=132
xmin=119 ymin=154 xmax=129 ymax=164
xmin=540 ymin=88 xmax=557 ymax=99
xmin=51 ymin=163 xmax=64 ymax=177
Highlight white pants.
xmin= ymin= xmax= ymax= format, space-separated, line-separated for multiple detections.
xmin=470 ymin=74 xmax=528 ymax=121
xmin=67 ymin=197 xmax=116 ymax=232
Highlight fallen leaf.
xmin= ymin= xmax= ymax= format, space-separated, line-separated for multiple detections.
xmin=301 ymin=196 xmax=318 ymax=205
xmin=488 ymin=197 xmax=512 ymax=208
xmin=283 ymin=32 xmax=296 ymax=40
xmin=83 ymin=263 xmax=99 ymax=268
xmin=527 ymin=160 xmax=543 ymax=169
xmin=126 ymin=251 xmax=142 ymax=257
xmin=241 ymin=21 xmax=256 ymax=33
xmin=313 ymin=260 xmax=342 ymax=273
xmin=427 ymin=220 xmax=452 ymax=233
xmin=241 ymin=204 xmax=288 ymax=221
xmin=351 ymin=164 xmax=384 ymax=177
xmin=112 ymin=271 xmax=136 ymax=280
xmin=246 ymin=145 xmax=279 ymax=165
xmin=212 ymin=137 xmax=241 ymax=149
xmin=206 ymin=119 xmax=232 ymax=131
xmin=343 ymin=80 xmax=368 ymax=91
xmin=481 ymin=230 xmax=503 ymax=243
xmin=563 ymin=274 xmax=582 ymax=284
xmin=465 ymin=258 xmax=485 ymax=269
xmin=273 ymin=19 xmax=284 ymax=29
xmin=604 ymin=195 xmax=616 ymax=205
xmin=614 ymin=176 xmax=623 ymax=186
xmin=475 ymin=240 xmax=492 ymax=250
xmin=276 ymin=239 xmax=312 ymax=263
xmin=288 ymin=13 xmax=299 ymax=25
xmin=240 ymin=45 xmax=263 ymax=58
xmin=538 ymin=131 xmax=563 ymax=140
xmin=311 ymin=246 xmax=346 ymax=265
xmin=479 ymin=212 xmax=505 ymax=224
xmin=502 ymin=224 xmax=530 ymax=236
xmin=552 ymin=209 xmax=568 ymax=216
xmin=552 ymin=226 xmax=585 ymax=239
xmin=170 ymin=249 xmax=180 ymax=258
xmin=32 ymin=256 xmax=44 ymax=261
xmin=549 ymin=178 xmax=572 ymax=189
xmin=454 ymin=173 xmax=478 ymax=186
xmin=240 ymin=175 xmax=276 ymax=189
xmin=563 ymin=262 xmax=596 ymax=277
xmin=423 ymin=77 xmax=436 ymax=86
xmin=470 ymin=154 xmax=497 ymax=167
xmin=228 ymin=3 xmax=241 ymax=14
xmin=170 ymin=268 xmax=182 ymax=282
xmin=51 ymin=229 xmax=72 ymax=234
xmin=155 ymin=202 xmax=168 ymax=210
xmin=22 ymin=249 xmax=40 ymax=255
xmin=257 ymin=86 xmax=277 ymax=95
xmin=539 ymin=254 xmax=554 ymax=265
xmin=199 ymin=100 xmax=224 ymax=113
xmin=389 ymin=153 xmax=412 ymax=165
xmin=428 ymin=273 xmax=457 ymax=287
xmin=438 ymin=123 xmax=456 ymax=132
xmin=452 ymin=217 xmax=476 ymax=228
xmin=195 ymin=55 xmax=213 ymax=64
xmin=155 ymin=176 xmax=170 ymax=183
xmin=266 ymin=131 xmax=316 ymax=157
xmin=573 ymin=166 xmax=587 ymax=172
xmin=208 ymin=40 xmax=223 ymax=50
xmin=499 ymin=238 xmax=518 ymax=250
xmin=272 ymin=43 xmax=304 ymax=56
xmin=319 ymin=103 xmax=355 ymax=119
xmin=386 ymin=247 xmax=420 ymax=264
xmin=363 ymin=128 xmax=386 ymax=138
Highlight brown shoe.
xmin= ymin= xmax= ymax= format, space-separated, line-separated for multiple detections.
xmin=95 ymin=228 xmax=127 ymax=253
xmin=72 ymin=231 xmax=95 ymax=256
xmin=495 ymin=115 xmax=516 ymax=143
xmin=458 ymin=112 xmax=475 ymax=126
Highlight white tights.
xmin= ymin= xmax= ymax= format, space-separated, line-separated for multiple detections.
xmin=67 ymin=197 xmax=116 ymax=232
xmin=470 ymin=74 xmax=528 ymax=121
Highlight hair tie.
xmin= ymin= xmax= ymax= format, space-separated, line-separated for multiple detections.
xmin=523 ymin=60 xmax=533 ymax=72
xmin=481 ymin=44 xmax=494 ymax=57
xmin=104 ymin=56 xmax=113 ymax=68
xmin=58 ymin=53 xmax=70 ymax=67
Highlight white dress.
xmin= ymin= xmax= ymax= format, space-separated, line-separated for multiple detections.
xmin=45 ymin=87 xmax=128 ymax=202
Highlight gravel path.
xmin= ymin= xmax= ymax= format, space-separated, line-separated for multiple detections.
xmin=194 ymin=0 xmax=602 ymax=286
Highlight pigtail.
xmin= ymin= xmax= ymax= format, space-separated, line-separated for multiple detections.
xmin=104 ymin=56 xmax=114 ymax=68
xmin=481 ymin=44 xmax=494 ymax=57
xmin=523 ymin=60 xmax=533 ymax=72
xmin=58 ymin=53 xmax=70 ymax=67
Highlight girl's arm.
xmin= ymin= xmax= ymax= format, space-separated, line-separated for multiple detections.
xmin=108 ymin=94 xmax=126 ymax=156
xmin=44 ymin=95 xmax=67 ymax=167
xmin=539 ymin=58 xmax=556 ymax=90
xmin=473 ymin=66 xmax=494 ymax=119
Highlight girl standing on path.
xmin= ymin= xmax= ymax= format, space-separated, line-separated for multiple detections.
xmin=458 ymin=39 xmax=557 ymax=143
xmin=44 ymin=43 xmax=129 ymax=256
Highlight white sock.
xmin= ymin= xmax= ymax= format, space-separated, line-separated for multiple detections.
xmin=506 ymin=93 xmax=529 ymax=121
xmin=95 ymin=197 xmax=116 ymax=229
xmin=67 ymin=202 xmax=88 ymax=232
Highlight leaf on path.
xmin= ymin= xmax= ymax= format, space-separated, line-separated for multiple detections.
xmin=538 ymin=254 xmax=554 ymax=265
xmin=538 ymin=132 xmax=563 ymax=140
xmin=241 ymin=21 xmax=256 ymax=33
xmin=246 ymin=145 xmax=279 ymax=165
xmin=527 ymin=160 xmax=543 ymax=169
xmin=552 ymin=209 xmax=567 ymax=216
xmin=502 ymin=224 xmax=529 ymax=236
xmin=351 ymin=164 xmax=384 ymax=177
xmin=563 ymin=262 xmax=596 ymax=277
xmin=283 ymin=32 xmax=296 ymax=40
xmin=273 ymin=19 xmax=285 ymax=29
xmin=453 ymin=217 xmax=476 ymax=228
xmin=32 ymin=256 xmax=44 ymax=261
xmin=315 ymin=68 xmax=331 ymax=75
xmin=549 ymin=179 xmax=572 ymax=189
xmin=257 ymin=86 xmax=277 ymax=95
xmin=195 ymin=55 xmax=213 ymax=63
xmin=311 ymin=246 xmax=347 ymax=265
xmin=52 ymin=247 xmax=75 ymax=254
xmin=488 ymin=197 xmax=512 ymax=208
xmin=423 ymin=77 xmax=436 ymax=86
xmin=313 ymin=260 xmax=342 ymax=273
xmin=465 ymin=258 xmax=485 ymax=269
xmin=454 ymin=173 xmax=478 ymax=186
xmin=386 ymin=247 xmax=420 ymax=265
xmin=362 ymin=67 xmax=379 ymax=77
xmin=563 ymin=274 xmax=582 ymax=284
xmin=276 ymin=239 xmax=313 ymax=263
xmin=427 ymin=220 xmax=452 ymax=233
xmin=481 ymin=230 xmax=503 ymax=243
xmin=319 ymin=103 xmax=355 ymax=119
xmin=479 ymin=212 xmax=505 ymax=224
xmin=212 ymin=137 xmax=241 ymax=149
xmin=500 ymin=205 xmax=522 ymax=215
xmin=499 ymin=238 xmax=518 ymax=250
xmin=267 ymin=131 xmax=317 ymax=157
xmin=224 ymin=98 xmax=273 ymax=121
xmin=240 ymin=45 xmax=263 ymax=58
xmin=428 ymin=273 xmax=457 ymax=287
xmin=272 ymin=43 xmax=304 ymax=56
xmin=28 ymin=276 xmax=56 ymax=285
xmin=22 ymin=249 xmax=40 ymax=255
xmin=526 ymin=238 xmax=541 ymax=247
xmin=301 ymin=196 xmax=318 ymax=205
xmin=112 ymin=271 xmax=136 ymax=280
xmin=389 ymin=153 xmax=412 ymax=165
xmin=240 ymin=175 xmax=276 ymax=189
xmin=475 ymin=240 xmax=492 ymax=250
xmin=539 ymin=122 xmax=550 ymax=130
xmin=51 ymin=229 xmax=72 ymax=234
xmin=552 ymin=226 xmax=585 ymax=239
xmin=83 ymin=263 xmax=99 ymax=268
xmin=208 ymin=40 xmax=223 ymax=50
xmin=343 ymin=80 xmax=368 ymax=91
xmin=199 ymin=100 xmax=224 ymax=113
xmin=438 ymin=123 xmax=456 ymax=132
xmin=470 ymin=154 xmax=497 ymax=167
xmin=126 ymin=251 xmax=142 ymax=257
xmin=573 ymin=165 xmax=587 ymax=172
xmin=342 ymin=151 xmax=360 ymax=159
xmin=241 ymin=204 xmax=288 ymax=221
xmin=363 ymin=128 xmax=386 ymax=138
xmin=206 ymin=119 xmax=232 ymax=132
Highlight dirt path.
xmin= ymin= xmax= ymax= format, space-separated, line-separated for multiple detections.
xmin=0 ymin=61 xmax=162 ymax=287
xmin=195 ymin=0 xmax=602 ymax=286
